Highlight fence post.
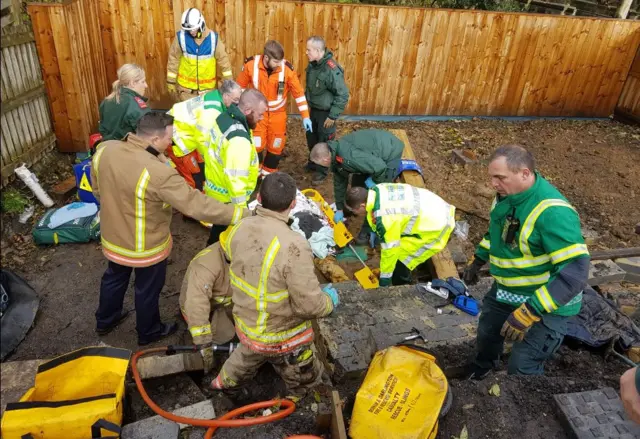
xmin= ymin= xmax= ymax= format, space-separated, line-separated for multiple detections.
xmin=617 ymin=0 xmax=633 ymax=18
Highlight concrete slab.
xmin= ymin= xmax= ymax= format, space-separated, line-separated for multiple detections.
xmin=588 ymin=260 xmax=627 ymax=286
xmin=616 ymin=257 xmax=640 ymax=276
xmin=122 ymin=401 xmax=215 ymax=438
xmin=0 ymin=359 xmax=45 ymax=416
xmin=554 ymin=388 xmax=640 ymax=438
xmin=318 ymin=278 xmax=493 ymax=380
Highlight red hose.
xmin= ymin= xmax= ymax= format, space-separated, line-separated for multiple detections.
xmin=131 ymin=347 xmax=296 ymax=437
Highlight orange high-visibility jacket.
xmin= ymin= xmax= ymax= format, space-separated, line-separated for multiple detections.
xmin=236 ymin=55 xmax=310 ymax=118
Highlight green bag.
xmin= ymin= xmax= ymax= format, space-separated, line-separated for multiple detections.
xmin=32 ymin=209 xmax=100 ymax=245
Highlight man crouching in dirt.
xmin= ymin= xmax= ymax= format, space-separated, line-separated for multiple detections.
xmin=211 ymin=172 xmax=339 ymax=398
xmin=462 ymin=144 xmax=590 ymax=378
xmin=179 ymin=241 xmax=235 ymax=373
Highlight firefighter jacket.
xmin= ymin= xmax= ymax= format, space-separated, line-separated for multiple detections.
xmin=179 ymin=242 xmax=232 ymax=345
xmin=222 ymin=206 xmax=334 ymax=355
xmin=166 ymin=28 xmax=232 ymax=91
xmin=202 ymin=104 xmax=259 ymax=206
xmin=98 ymin=87 xmax=149 ymax=142
xmin=236 ymin=55 xmax=310 ymax=118
xmin=169 ymin=90 xmax=226 ymax=158
xmin=366 ymin=184 xmax=456 ymax=281
xmin=474 ymin=173 xmax=590 ymax=317
xmin=91 ymin=134 xmax=245 ymax=267
xmin=305 ymin=50 xmax=350 ymax=120
xmin=329 ymin=129 xmax=405 ymax=210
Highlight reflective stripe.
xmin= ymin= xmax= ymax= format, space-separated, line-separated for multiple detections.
xmin=403 ymin=205 xmax=455 ymax=266
xmin=374 ymin=207 xmax=413 ymax=218
xmin=179 ymin=30 xmax=187 ymax=53
xmin=497 ymin=288 xmax=583 ymax=308
xmin=298 ymin=104 xmax=308 ymax=111
xmin=231 ymin=206 xmax=243 ymax=225
xmin=277 ymin=60 xmax=285 ymax=100
xmin=224 ymin=168 xmax=250 ymax=177
xmin=135 ymin=170 xmax=151 ymax=252
xmin=295 ymin=96 xmax=307 ymax=103
xmin=535 ymin=285 xmax=558 ymax=313
xmin=381 ymin=240 xmax=400 ymax=249
xmin=224 ymin=222 xmax=243 ymax=259
xmin=269 ymin=100 xmax=287 ymax=111
xmin=231 ymin=195 xmax=247 ymax=205
xmin=167 ymin=72 xmax=177 ymax=79
xmin=549 ymin=243 xmax=590 ymax=264
xmin=490 ymin=253 xmax=550 ymax=269
xmin=402 ymin=187 xmax=421 ymax=235
xmin=222 ymin=70 xmax=233 ymax=77
xmin=268 ymin=99 xmax=283 ymax=106
xmin=173 ymin=135 xmax=191 ymax=156
xmin=101 ymin=235 xmax=171 ymax=258
xmin=92 ymin=147 xmax=107 ymax=178
xmin=380 ymin=272 xmax=393 ymax=279
xmin=214 ymin=296 xmax=232 ymax=305
xmin=256 ymin=238 xmax=280 ymax=333
xmin=189 ymin=324 xmax=212 ymax=337
xmin=222 ymin=123 xmax=247 ymax=138
xmin=192 ymin=248 xmax=212 ymax=261
xmin=519 ymin=199 xmax=575 ymax=256
xmin=479 ymin=237 xmax=490 ymax=250
xmin=492 ymin=271 xmax=551 ymax=287
xmin=253 ymin=55 xmax=260 ymax=89
xmin=236 ymin=319 xmax=313 ymax=349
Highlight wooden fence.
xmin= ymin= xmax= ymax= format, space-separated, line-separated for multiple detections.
xmin=1 ymin=21 xmax=56 ymax=187
xmin=27 ymin=0 xmax=640 ymax=152
xmin=616 ymin=46 xmax=640 ymax=123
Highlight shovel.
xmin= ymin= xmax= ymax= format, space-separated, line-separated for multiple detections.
xmin=302 ymin=189 xmax=379 ymax=289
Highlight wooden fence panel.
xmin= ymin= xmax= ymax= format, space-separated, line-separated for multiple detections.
xmin=0 ymin=22 xmax=56 ymax=187
xmin=27 ymin=0 xmax=640 ymax=151
xmin=616 ymin=46 xmax=640 ymax=123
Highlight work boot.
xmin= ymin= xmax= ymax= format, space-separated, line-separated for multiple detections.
xmin=355 ymin=228 xmax=370 ymax=246
xmin=96 ymin=310 xmax=132 ymax=336
xmin=311 ymin=172 xmax=326 ymax=186
xmin=138 ymin=321 xmax=178 ymax=346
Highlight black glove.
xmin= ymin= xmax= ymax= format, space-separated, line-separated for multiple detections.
xmin=463 ymin=258 xmax=486 ymax=286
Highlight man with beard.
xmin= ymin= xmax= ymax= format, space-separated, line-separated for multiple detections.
xmin=202 ymin=88 xmax=267 ymax=245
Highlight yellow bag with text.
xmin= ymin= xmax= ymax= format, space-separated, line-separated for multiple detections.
xmin=349 ymin=344 xmax=450 ymax=439
xmin=1 ymin=346 xmax=131 ymax=439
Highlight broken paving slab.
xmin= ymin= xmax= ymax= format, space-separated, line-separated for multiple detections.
xmin=0 ymin=359 xmax=45 ymax=416
xmin=615 ymin=257 xmax=640 ymax=284
xmin=318 ymin=278 xmax=493 ymax=380
xmin=588 ymin=260 xmax=626 ymax=286
xmin=554 ymin=387 xmax=640 ymax=439
xmin=122 ymin=400 xmax=215 ymax=438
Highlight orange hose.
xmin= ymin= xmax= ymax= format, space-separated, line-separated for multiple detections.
xmin=131 ymin=347 xmax=295 ymax=438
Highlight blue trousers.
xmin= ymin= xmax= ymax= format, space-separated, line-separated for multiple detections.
xmin=95 ymin=259 xmax=167 ymax=339
xmin=474 ymin=284 xmax=567 ymax=375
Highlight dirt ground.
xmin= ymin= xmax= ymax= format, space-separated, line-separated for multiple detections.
xmin=1 ymin=118 xmax=639 ymax=438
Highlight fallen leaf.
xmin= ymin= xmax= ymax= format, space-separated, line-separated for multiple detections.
xmin=452 ymin=425 xmax=468 ymax=439
xmin=489 ymin=383 xmax=501 ymax=397
xmin=314 ymin=390 xmax=321 ymax=403
xmin=462 ymin=403 xmax=475 ymax=410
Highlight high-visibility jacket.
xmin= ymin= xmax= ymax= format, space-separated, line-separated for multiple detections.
xmin=202 ymin=104 xmax=259 ymax=206
xmin=366 ymin=184 xmax=456 ymax=281
xmin=168 ymin=90 xmax=225 ymax=158
xmin=166 ymin=29 xmax=233 ymax=91
xmin=236 ymin=55 xmax=310 ymax=118
xmin=179 ymin=242 xmax=233 ymax=345
xmin=90 ymin=134 xmax=245 ymax=267
xmin=474 ymin=173 xmax=590 ymax=316
xmin=222 ymin=206 xmax=334 ymax=355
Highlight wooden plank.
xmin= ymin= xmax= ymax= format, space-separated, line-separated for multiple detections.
xmin=330 ymin=390 xmax=348 ymax=439
xmin=1 ymin=84 xmax=45 ymax=114
xmin=390 ymin=128 xmax=459 ymax=280
xmin=590 ymin=247 xmax=640 ymax=260
xmin=0 ymin=31 xmax=34 ymax=48
xmin=0 ymin=133 xmax=56 ymax=177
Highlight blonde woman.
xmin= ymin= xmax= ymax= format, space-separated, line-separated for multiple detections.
xmin=98 ymin=63 xmax=150 ymax=142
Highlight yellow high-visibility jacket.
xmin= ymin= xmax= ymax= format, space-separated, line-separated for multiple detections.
xmin=366 ymin=183 xmax=456 ymax=281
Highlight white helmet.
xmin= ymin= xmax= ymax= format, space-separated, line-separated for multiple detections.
xmin=181 ymin=8 xmax=205 ymax=34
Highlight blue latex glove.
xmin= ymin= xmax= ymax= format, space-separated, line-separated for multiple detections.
xmin=323 ymin=284 xmax=339 ymax=307
xmin=303 ymin=118 xmax=313 ymax=133
xmin=369 ymin=232 xmax=377 ymax=248
xmin=333 ymin=210 xmax=344 ymax=223
xmin=379 ymin=277 xmax=392 ymax=287
xmin=364 ymin=177 xmax=375 ymax=189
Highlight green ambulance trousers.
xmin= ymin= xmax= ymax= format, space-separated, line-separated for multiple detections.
xmin=474 ymin=284 xmax=567 ymax=375
xmin=305 ymin=108 xmax=337 ymax=177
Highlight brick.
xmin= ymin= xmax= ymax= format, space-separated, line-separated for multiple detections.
xmin=122 ymin=401 xmax=215 ymax=438
xmin=51 ymin=175 xmax=77 ymax=202
xmin=554 ymin=389 xmax=640 ymax=439
xmin=588 ymin=260 xmax=626 ymax=286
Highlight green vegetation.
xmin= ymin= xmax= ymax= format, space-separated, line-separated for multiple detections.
xmin=316 ymin=0 xmax=523 ymax=11
xmin=1 ymin=188 xmax=30 ymax=214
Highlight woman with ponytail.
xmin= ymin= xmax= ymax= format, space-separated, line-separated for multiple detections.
xmin=98 ymin=64 xmax=150 ymax=141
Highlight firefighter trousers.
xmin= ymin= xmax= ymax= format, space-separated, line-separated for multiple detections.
xmin=212 ymin=342 xmax=324 ymax=397
xmin=253 ymin=110 xmax=287 ymax=174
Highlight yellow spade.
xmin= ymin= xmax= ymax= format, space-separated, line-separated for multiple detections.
xmin=302 ymin=189 xmax=379 ymax=289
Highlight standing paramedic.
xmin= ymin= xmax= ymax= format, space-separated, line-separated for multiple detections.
xmin=236 ymin=40 xmax=312 ymax=175
xmin=91 ymin=112 xmax=246 ymax=345
xmin=166 ymin=8 xmax=233 ymax=102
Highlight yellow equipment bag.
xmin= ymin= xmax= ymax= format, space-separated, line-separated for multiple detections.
xmin=349 ymin=344 xmax=450 ymax=439
xmin=1 ymin=346 xmax=131 ymax=439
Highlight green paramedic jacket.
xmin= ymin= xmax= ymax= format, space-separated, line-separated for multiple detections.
xmin=474 ymin=173 xmax=590 ymax=316
xmin=329 ymin=129 xmax=405 ymax=210
xmin=305 ymin=50 xmax=349 ymax=120
xmin=98 ymin=87 xmax=150 ymax=142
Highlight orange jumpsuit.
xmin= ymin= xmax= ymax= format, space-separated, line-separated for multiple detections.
xmin=236 ymin=55 xmax=309 ymax=174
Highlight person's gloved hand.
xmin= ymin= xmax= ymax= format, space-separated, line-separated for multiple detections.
xmin=200 ymin=346 xmax=214 ymax=374
xmin=334 ymin=210 xmax=344 ymax=223
xmin=303 ymin=118 xmax=313 ymax=133
xmin=369 ymin=232 xmax=377 ymax=248
xmin=324 ymin=118 xmax=336 ymax=129
xmin=463 ymin=258 xmax=486 ymax=286
xmin=379 ymin=277 xmax=392 ymax=287
xmin=500 ymin=303 xmax=541 ymax=342
xmin=364 ymin=177 xmax=375 ymax=189
xmin=323 ymin=284 xmax=339 ymax=307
